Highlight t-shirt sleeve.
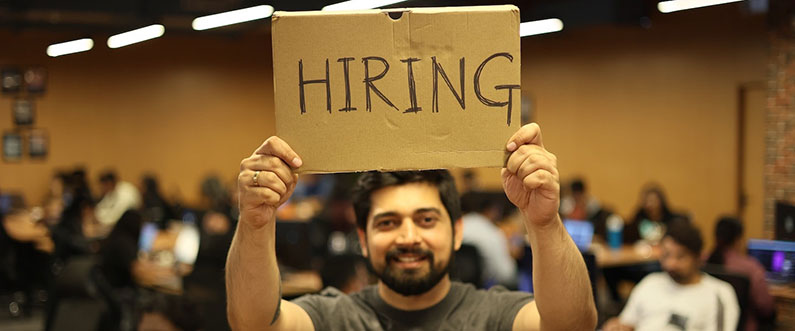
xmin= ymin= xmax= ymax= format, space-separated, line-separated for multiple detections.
xmin=619 ymin=274 xmax=653 ymax=326
xmin=485 ymin=286 xmax=535 ymax=331
xmin=718 ymin=282 xmax=739 ymax=331
xmin=291 ymin=287 xmax=346 ymax=331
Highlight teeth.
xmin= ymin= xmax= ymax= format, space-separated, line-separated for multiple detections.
xmin=397 ymin=256 xmax=420 ymax=262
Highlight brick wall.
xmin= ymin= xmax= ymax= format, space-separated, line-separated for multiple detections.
xmin=766 ymin=18 xmax=795 ymax=237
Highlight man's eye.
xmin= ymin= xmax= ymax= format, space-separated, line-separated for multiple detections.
xmin=420 ymin=216 xmax=437 ymax=225
xmin=376 ymin=220 xmax=395 ymax=228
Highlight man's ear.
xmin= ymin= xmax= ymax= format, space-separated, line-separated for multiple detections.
xmin=357 ymin=228 xmax=368 ymax=257
xmin=453 ymin=217 xmax=463 ymax=251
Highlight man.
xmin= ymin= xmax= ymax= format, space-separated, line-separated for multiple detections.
xmin=461 ymin=191 xmax=517 ymax=287
xmin=226 ymin=124 xmax=597 ymax=330
xmin=604 ymin=220 xmax=739 ymax=331
xmin=94 ymin=170 xmax=141 ymax=232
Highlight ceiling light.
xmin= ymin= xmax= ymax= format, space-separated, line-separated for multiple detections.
xmin=107 ymin=24 xmax=165 ymax=49
xmin=46 ymin=38 xmax=94 ymax=57
xmin=658 ymin=0 xmax=744 ymax=13
xmin=520 ymin=18 xmax=564 ymax=37
xmin=192 ymin=5 xmax=274 ymax=30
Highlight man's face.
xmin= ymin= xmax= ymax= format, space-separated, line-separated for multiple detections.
xmin=660 ymin=236 xmax=700 ymax=284
xmin=357 ymin=182 xmax=462 ymax=296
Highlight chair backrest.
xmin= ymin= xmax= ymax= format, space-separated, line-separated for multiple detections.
xmin=703 ymin=264 xmax=750 ymax=331
xmin=451 ymin=244 xmax=483 ymax=288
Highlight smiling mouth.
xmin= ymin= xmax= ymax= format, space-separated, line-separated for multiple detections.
xmin=390 ymin=254 xmax=429 ymax=268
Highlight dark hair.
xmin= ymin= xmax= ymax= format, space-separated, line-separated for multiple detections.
xmin=352 ymin=170 xmax=461 ymax=231
xmin=706 ymin=217 xmax=743 ymax=265
xmin=99 ymin=170 xmax=117 ymax=184
xmin=570 ymin=179 xmax=585 ymax=194
xmin=634 ymin=184 xmax=675 ymax=223
xmin=663 ymin=219 xmax=703 ymax=257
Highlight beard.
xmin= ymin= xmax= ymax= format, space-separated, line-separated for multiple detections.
xmin=366 ymin=246 xmax=452 ymax=296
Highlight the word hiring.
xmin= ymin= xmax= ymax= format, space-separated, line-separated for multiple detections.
xmin=297 ymin=52 xmax=520 ymax=126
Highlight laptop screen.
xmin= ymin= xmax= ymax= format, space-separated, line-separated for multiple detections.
xmin=564 ymin=219 xmax=594 ymax=251
xmin=747 ymin=239 xmax=795 ymax=283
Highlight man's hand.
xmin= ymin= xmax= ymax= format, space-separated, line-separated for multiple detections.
xmin=501 ymin=123 xmax=560 ymax=227
xmin=238 ymin=136 xmax=302 ymax=229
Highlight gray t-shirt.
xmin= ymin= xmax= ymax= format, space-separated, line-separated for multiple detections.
xmin=292 ymin=281 xmax=534 ymax=331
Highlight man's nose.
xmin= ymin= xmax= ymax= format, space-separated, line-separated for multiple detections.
xmin=395 ymin=219 xmax=421 ymax=245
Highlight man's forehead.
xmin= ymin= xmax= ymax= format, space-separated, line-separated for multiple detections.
xmin=368 ymin=182 xmax=448 ymax=217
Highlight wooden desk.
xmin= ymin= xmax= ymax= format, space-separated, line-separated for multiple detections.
xmin=593 ymin=244 xmax=660 ymax=268
xmin=770 ymin=283 xmax=795 ymax=329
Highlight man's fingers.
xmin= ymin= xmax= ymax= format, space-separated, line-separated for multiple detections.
xmin=254 ymin=136 xmax=303 ymax=168
xmin=241 ymin=155 xmax=295 ymax=187
xmin=505 ymin=144 xmax=555 ymax=175
xmin=515 ymin=153 xmax=558 ymax=181
xmin=245 ymin=187 xmax=282 ymax=206
xmin=240 ymin=170 xmax=287 ymax=195
xmin=506 ymin=123 xmax=543 ymax=152
xmin=522 ymin=169 xmax=558 ymax=192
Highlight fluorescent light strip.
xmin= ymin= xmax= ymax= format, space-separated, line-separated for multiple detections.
xmin=47 ymin=38 xmax=94 ymax=57
xmin=322 ymin=0 xmax=408 ymax=11
xmin=107 ymin=24 xmax=165 ymax=49
xmin=658 ymin=0 xmax=743 ymax=13
xmin=520 ymin=18 xmax=564 ymax=37
xmin=192 ymin=5 xmax=274 ymax=30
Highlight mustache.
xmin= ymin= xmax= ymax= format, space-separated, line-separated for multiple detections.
xmin=385 ymin=247 xmax=433 ymax=261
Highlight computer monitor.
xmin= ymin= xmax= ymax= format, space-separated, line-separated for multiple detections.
xmin=747 ymin=239 xmax=795 ymax=284
xmin=775 ymin=201 xmax=795 ymax=241
xmin=563 ymin=219 xmax=594 ymax=251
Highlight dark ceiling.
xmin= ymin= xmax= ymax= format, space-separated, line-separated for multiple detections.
xmin=0 ymin=0 xmax=787 ymax=35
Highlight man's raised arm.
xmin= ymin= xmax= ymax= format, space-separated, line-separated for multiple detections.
xmin=502 ymin=124 xmax=598 ymax=331
xmin=225 ymin=137 xmax=313 ymax=331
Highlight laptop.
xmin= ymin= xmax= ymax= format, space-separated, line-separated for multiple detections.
xmin=747 ymin=239 xmax=795 ymax=284
xmin=563 ymin=219 xmax=594 ymax=251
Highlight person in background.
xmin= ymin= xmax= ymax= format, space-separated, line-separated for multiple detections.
xmin=559 ymin=178 xmax=601 ymax=221
xmin=604 ymin=220 xmax=739 ymax=331
xmin=460 ymin=191 xmax=517 ymax=288
xmin=320 ymin=254 xmax=371 ymax=294
xmin=625 ymin=184 xmax=680 ymax=244
xmin=0 ymin=209 xmax=53 ymax=316
xmin=141 ymin=174 xmax=176 ymax=229
xmin=95 ymin=170 xmax=142 ymax=235
xmin=706 ymin=217 xmax=775 ymax=331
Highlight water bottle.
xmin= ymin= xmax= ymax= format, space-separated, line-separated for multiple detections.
xmin=606 ymin=214 xmax=624 ymax=250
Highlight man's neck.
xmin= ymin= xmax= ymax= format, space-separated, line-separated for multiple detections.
xmin=675 ymin=272 xmax=703 ymax=286
xmin=377 ymin=276 xmax=451 ymax=311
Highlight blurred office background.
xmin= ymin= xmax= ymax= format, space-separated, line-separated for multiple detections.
xmin=0 ymin=0 xmax=794 ymax=330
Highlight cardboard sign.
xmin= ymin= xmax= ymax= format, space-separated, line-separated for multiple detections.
xmin=272 ymin=5 xmax=520 ymax=173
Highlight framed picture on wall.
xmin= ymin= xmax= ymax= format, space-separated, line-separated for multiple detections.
xmin=24 ymin=67 xmax=47 ymax=94
xmin=12 ymin=98 xmax=34 ymax=126
xmin=2 ymin=131 xmax=23 ymax=162
xmin=27 ymin=129 xmax=48 ymax=159
xmin=2 ymin=68 xmax=22 ymax=94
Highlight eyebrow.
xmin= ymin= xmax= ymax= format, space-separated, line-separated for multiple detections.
xmin=372 ymin=208 xmax=442 ymax=221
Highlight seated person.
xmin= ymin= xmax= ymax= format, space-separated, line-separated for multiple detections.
xmin=559 ymin=178 xmax=600 ymax=221
xmin=625 ymin=185 xmax=681 ymax=244
xmin=706 ymin=217 xmax=775 ymax=331
xmin=604 ymin=220 xmax=739 ymax=331
xmin=460 ymin=191 xmax=517 ymax=288
xmin=226 ymin=124 xmax=597 ymax=330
